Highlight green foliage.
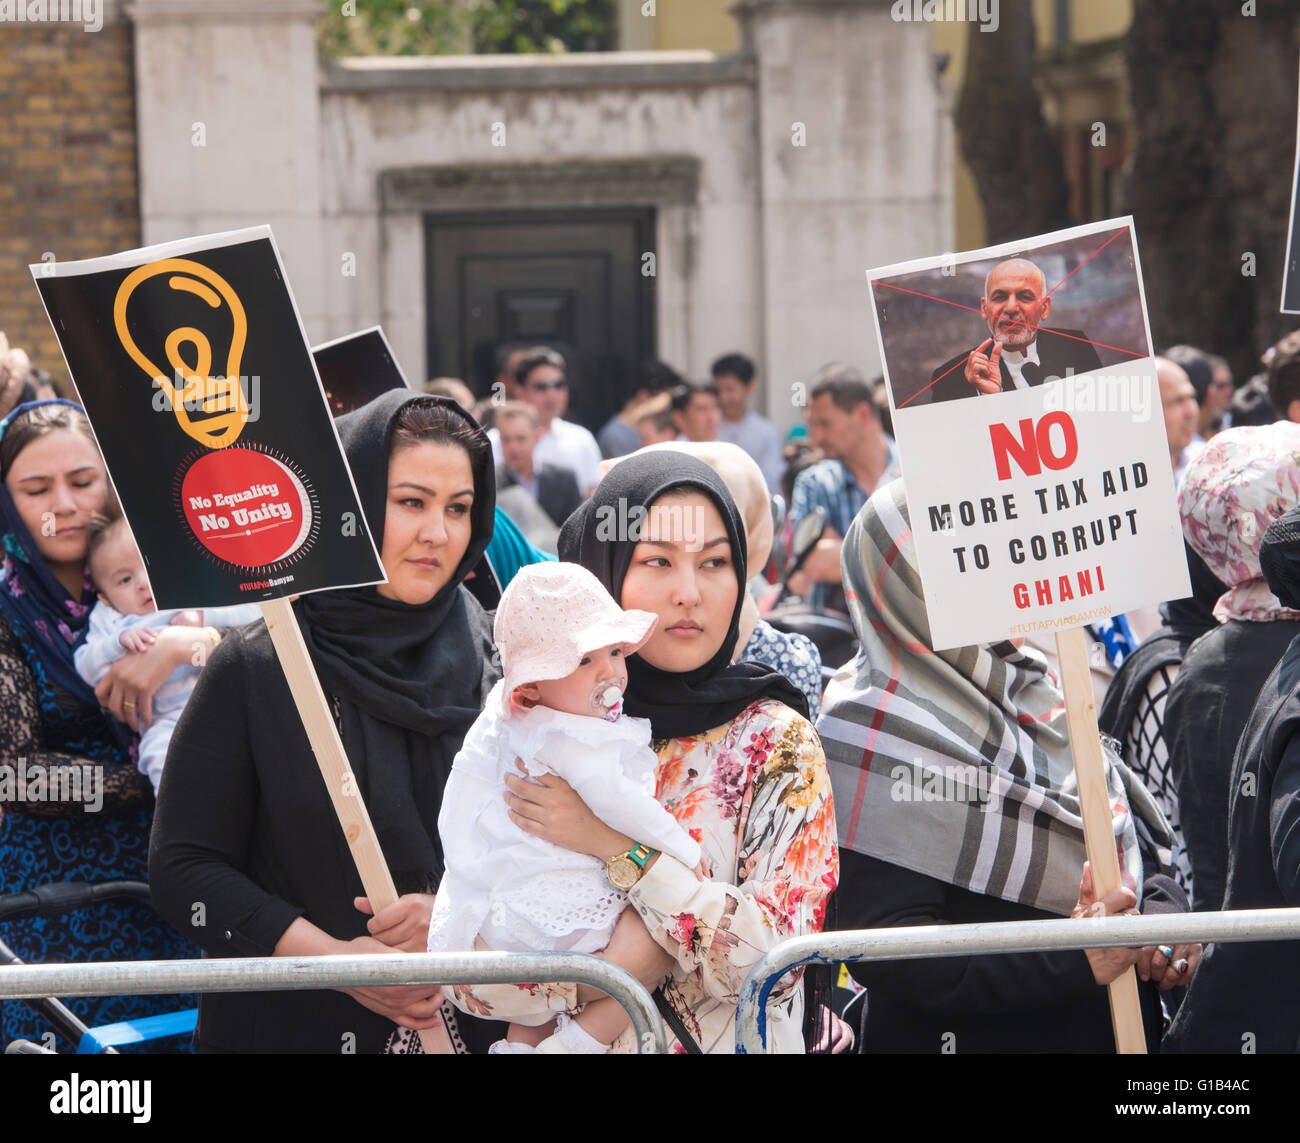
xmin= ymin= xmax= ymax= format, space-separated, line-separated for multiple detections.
xmin=319 ymin=0 xmax=617 ymax=60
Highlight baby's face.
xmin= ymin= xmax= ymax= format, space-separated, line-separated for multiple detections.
xmin=532 ymin=643 xmax=629 ymax=720
xmin=90 ymin=528 xmax=155 ymax=616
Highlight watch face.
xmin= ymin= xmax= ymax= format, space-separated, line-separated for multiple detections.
xmin=607 ymin=857 xmax=640 ymax=891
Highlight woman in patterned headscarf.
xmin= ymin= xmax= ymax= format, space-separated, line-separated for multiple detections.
xmin=820 ymin=478 xmax=1194 ymax=1052
xmin=0 ymin=400 xmax=197 ymax=1049
xmin=1164 ymin=421 xmax=1300 ymax=912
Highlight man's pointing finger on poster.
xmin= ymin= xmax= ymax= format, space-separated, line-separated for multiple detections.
xmin=964 ymin=337 xmax=1004 ymax=395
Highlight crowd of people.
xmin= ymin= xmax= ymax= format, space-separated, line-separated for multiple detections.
xmin=1 ymin=318 xmax=1299 ymax=1054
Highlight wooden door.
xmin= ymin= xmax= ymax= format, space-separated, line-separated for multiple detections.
xmin=425 ymin=209 xmax=656 ymax=433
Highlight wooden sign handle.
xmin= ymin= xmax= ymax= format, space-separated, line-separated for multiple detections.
xmin=1054 ymin=626 xmax=1148 ymax=1055
xmin=260 ymin=598 xmax=398 ymax=913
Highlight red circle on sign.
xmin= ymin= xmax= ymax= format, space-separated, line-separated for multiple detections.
xmin=179 ymin=448 xmax=312 ymax=568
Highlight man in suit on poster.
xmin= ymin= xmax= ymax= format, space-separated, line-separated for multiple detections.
xmin=927 ymin=257 xmax=1108 ymax=404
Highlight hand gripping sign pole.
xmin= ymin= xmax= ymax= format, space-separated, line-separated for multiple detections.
xmin=1054 ymin=627 xmax=1146 ymax=1054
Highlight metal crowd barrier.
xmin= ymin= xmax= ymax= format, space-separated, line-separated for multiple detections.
xmin=0 ymin=951 xmax=666 ymax=1054
xmin=736 ymin=907 xmax=1300 ymax=1053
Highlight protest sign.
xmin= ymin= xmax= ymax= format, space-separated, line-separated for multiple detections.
xmin=868 ymin=218 xmax=1189 ymax=651
xmin=868 ymin=217 xmax=1190 ymax=1052
xmin=312 ymin=325 xmax=412 ymax=417
xmin=31 ymin=228 xmax=384 ymax=610
xmin=1283 ymin=64 xmax=1300 ymax=314
xmin=31 ymin=228 xmax=399 ymax=911
xmin=311 ymin=326 xmax=502 ymax=609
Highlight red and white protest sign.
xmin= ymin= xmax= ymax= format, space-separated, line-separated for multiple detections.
xmin=868 ymin=217 xmax=1190 ymax=652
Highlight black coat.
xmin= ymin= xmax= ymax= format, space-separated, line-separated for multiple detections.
xmin=1165 ymin=635 xmax=1300 ymax=1053
xmin=836 ymin=847 xmax=1181 ymax=1052
xmin=927 ymin=327 xmax=1107 ymax=405
xmin=497 ymin=462 xmax=582 ymax=528
xmin=1165 ymin=619 xmax=1300 ymax=912
xmin=149 ymin=622 xmax=504 ymax=1053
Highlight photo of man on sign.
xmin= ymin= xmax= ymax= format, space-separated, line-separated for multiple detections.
xmin=874 ymin=224 xmax=1151 ymax=410
xmin=928 ymin=257 xmax=1104 ymax=403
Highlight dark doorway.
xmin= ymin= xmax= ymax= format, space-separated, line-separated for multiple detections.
xmin=425 ymin=209 xmax=656 ymax=434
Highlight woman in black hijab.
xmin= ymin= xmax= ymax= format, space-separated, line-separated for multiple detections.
xmin=150 ymin=392 xmax=501 ymax=1053
xmin=474 ymin=451 xmax=837 ymax=1053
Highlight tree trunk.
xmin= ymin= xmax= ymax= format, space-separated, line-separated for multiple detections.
xmin=955 ymin=0 xmax=1072 ymax=244
xmin=1127 ymin=0 xmax=1298 ymax=373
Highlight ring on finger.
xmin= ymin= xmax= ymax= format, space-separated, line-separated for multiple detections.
xmin=1158 ymin=945 xmax=1174 ymax=960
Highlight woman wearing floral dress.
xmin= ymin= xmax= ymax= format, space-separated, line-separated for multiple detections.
xmin=448 ymin=450 xmax=838 ymax=1053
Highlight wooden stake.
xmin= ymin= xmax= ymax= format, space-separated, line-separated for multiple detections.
xmin=1054 ymin=626 xmax=1148 ymax=1055
xmin=260 ymin=598 xmax=459 ymax=1053
xmin=260 ymin=597 xmax=398 ymax=912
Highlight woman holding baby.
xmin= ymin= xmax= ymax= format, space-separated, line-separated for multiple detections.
xmin=450 ymin=450 xmax=839 ymax=1052
xmin=0 ymin=399 xmax=198 ymax=1049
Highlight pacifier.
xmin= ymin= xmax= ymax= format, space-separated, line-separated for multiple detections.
xmin=593 ymin=683 xmax=624 ymax=722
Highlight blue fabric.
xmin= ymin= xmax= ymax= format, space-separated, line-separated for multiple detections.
xmin=1091 ymin=613 xmax=1137 ymax=669
xmin=78 ymin=1008 xmax=198 ymax=1052
xmin=486 ymin=506 xmax=555 ymax=588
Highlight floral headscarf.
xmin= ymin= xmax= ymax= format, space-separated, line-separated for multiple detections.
xmin=0 ymin=400 xmax=106 ymax=706
xmin=1178 ymin=422 xmax=1300 ymax=623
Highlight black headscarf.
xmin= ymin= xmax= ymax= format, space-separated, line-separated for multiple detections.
xmin=1098 ymin=542 xmax=1226 ymax=744
xmin=1262 ymin=505 xmax=1300 ymax=611
xmin=294 ymin=391 xmax=498 ymax=891
xmin=558 ymin=450 xmax=808 ymax=738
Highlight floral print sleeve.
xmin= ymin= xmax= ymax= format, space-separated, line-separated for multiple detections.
xmin=629 ymin=700 xmax=838 ymax=1012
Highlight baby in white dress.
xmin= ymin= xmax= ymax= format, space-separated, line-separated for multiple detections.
xmin=428 ymin=561 xmax=700 ymax=1054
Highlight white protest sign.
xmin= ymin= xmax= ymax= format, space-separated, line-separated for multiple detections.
xmin=867 ymin=217 xmax=1190 ymax=652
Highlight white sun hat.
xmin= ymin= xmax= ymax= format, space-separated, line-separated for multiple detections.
xmin=493 ymin=562 xmax=658 ymax=711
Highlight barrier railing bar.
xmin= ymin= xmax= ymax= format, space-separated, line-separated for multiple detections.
xmin=0 ymin=951 xmax=666 ymax=1054
xmin=736 ymin=907 xmax=1300 ymax=1053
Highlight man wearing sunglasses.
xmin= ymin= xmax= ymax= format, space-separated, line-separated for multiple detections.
xmin=489 ymin=345 xmax=603 ymax=496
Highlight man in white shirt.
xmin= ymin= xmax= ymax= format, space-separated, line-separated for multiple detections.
xmin=488 ymin=346 xmax=603 ymax=495
xmin=712 ymin=352 xmax=784 ymax=491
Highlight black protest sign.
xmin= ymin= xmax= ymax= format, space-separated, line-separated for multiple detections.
xmin=312 ymin=326 xmax=411 ymax=417
xmin=31 ymin=228 xmax=384 ymax=609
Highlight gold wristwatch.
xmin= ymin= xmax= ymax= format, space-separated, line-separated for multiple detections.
xmin=605 ymin=843 xmax=656 ymax=890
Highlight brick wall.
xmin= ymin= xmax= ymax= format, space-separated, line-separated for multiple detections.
xmin=0 ymin=12 xmax=139 ymax=394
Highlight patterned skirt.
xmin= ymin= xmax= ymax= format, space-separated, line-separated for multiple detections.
xmin=0 ymin=806 xmax=198 ymax=1052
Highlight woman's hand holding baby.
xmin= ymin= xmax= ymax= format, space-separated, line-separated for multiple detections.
xmin=504 ymin=758 xmax=636 ymax=863
xmin=97 ymin=625 xmax=220 ymax=731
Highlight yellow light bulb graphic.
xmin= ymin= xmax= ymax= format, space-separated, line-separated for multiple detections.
xmin=113 ymin=258 xmax=250 ymax=450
